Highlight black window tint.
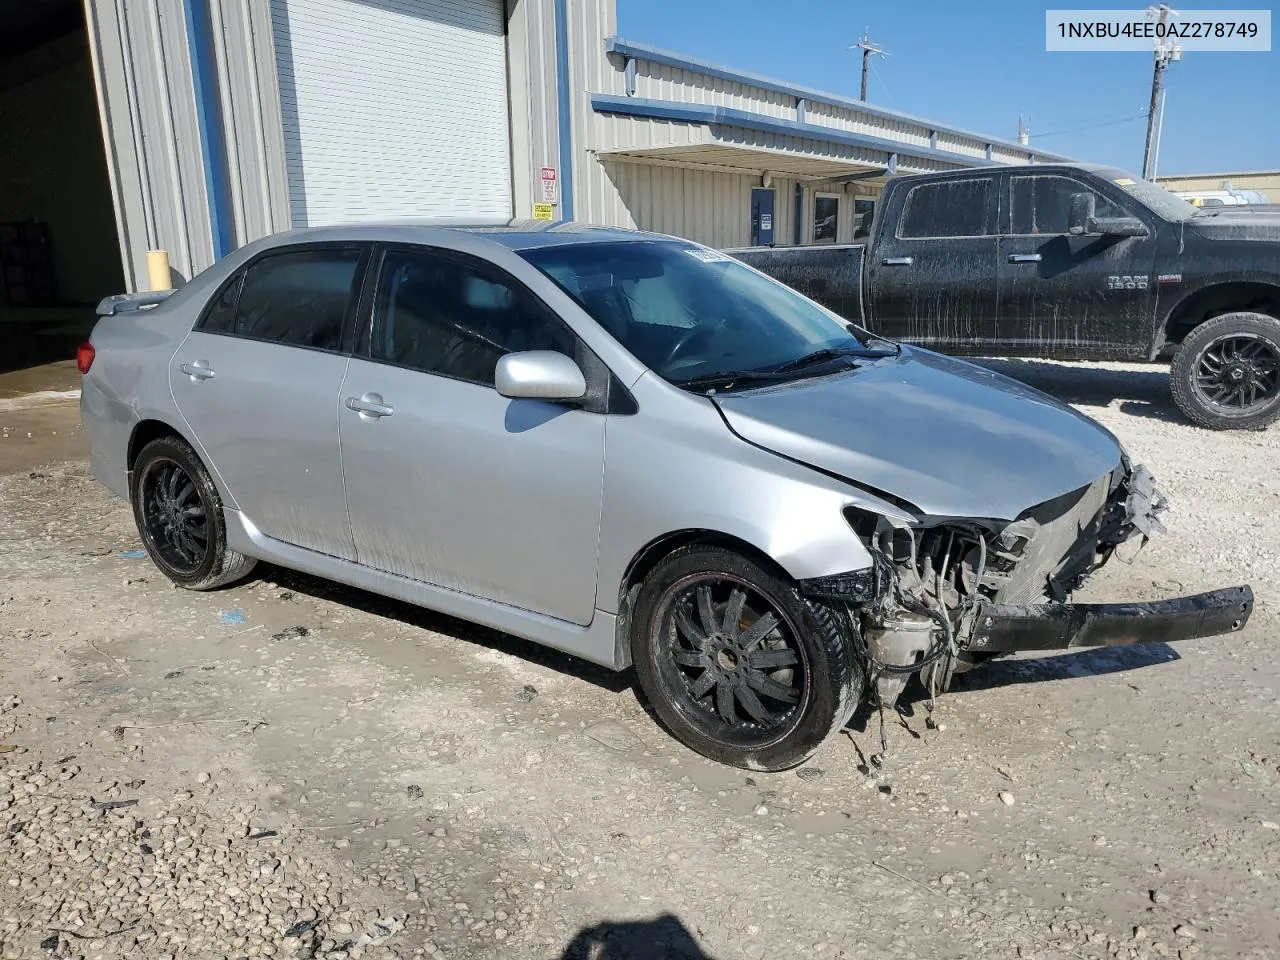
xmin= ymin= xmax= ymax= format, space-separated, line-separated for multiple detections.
xmin=373 ymin=249 xmax=575 ymax=385
xmin=898 ymin=179 xmax=991 ymax=238
xmin=1010 ymin=175 xmax=1123 ymax=235
xmin=232 ymin=248 xmax=361 ymax=350
xmin=813 ymin=195 xmax=839 ymax=243
xmin=199 ymin=273 xmax=242 ymax=333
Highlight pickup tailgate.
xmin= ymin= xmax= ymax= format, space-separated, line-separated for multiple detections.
xmin=730 ymin=243 xmax=866 ymax=324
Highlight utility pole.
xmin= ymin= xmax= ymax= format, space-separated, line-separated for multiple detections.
xmin=1017 ymin=113 xmax=1031 ymax=146
xmin=1142 ymin=4 xmax=1182 ymax=179
xmin=849 ymin=28 xmax=887 ymax=102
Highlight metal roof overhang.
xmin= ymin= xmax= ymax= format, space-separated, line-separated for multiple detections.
xmin=590 ymin=95 xmax=996 ymax=182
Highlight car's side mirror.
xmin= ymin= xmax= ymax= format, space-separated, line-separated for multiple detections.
xmin=1068 ymin=192 xmax=1097 ymax=235
xmin=1091 ymin=216 xmax=1150 ymax=238
xmin=495 ymin=351 xmax=587 ymax=403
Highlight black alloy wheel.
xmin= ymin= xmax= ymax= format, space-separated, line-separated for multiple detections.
xmin=1171 ymin=311 xmax=1280 ymax=430
xmin=655 ymin=573 xmax=807 ymax=746
xmin=630 ymin=545 xmax=863 ymax=771
xmin=1192 ymin=333 xmax=1279 ymax=412
xmin=139 ymin=456 xmax=209 ymax=575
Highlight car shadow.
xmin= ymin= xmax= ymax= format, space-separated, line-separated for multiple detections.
xmin=260 ymin=563 xmax=634 ymax=695
xmin=972 ymin=357 xmax=1186 ymax=424
xmin=557 ymin=914 xmax=716 ymax=959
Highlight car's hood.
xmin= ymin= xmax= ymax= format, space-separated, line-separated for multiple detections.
xmin=713 ymin=347 xmax=1123 ymax=521
xmin=1188 ymin=212 xmax=1280 ymax=241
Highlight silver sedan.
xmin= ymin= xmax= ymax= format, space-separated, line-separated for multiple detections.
xmin=80 ymin=223 xmax=1253 ymax=770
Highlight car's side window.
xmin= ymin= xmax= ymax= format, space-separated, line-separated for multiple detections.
xmin=897 ymin=178 xmax=992 ymax=239
xmin=198 ymin=272 xmax=243 ymax=335
xmin=1009 ymin=175 xmax=1124 ymax=235
xmin=229 ymin=248 xmax=363 ymax=351
xmin=371 ymin=248 xmax=575 ymax=386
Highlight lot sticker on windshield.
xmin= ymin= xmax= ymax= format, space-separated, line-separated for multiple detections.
xmin=685 ymin=247 xmax=733 ymax=263
xmin=1114 ymin=177 xmax=1136 ymax=186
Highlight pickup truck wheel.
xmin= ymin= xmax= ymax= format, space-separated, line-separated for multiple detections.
xmin=1170 ymin=312 xmax=1280 ymax=430
xmin=631 ymin=545 xmax=864 ymax=771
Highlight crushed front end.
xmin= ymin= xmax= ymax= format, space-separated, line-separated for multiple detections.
xmin=803 ymin=458 xmax=1254 ymax=714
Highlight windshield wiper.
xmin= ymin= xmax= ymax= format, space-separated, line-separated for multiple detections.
xmin=770 ymin=344 xmax=887 ymax=374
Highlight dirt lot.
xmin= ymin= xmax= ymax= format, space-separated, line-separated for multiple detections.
xmin=1 ymin=358 xmax=1278 ymax=960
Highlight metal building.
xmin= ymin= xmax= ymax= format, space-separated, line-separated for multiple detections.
xmin=3 ymin=0 xmax=1069 ymax=302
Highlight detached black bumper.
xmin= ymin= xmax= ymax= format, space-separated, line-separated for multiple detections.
xmin=966 ymin=586 xmax=1254 ymax=653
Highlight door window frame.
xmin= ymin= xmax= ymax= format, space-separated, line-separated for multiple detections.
xmin=356 ymin=242 xmax=633 ymax=415
xmin=192 ymin=242 xmax=373 ymax=357
xmin=894 ymin=176 xmax=998 ymax=241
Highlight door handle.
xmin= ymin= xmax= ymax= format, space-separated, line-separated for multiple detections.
xmin=881 ymin=256 xmax=914 ymax=266
xmin=1007 ymin=253 xmax=1043 ymax=263
xmin=179 ymin=360 xmax=216 ymax=381
xmin=345 ymin=392 xmax=394 ymax=419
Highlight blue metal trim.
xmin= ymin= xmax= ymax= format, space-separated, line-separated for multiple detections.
xmin=590 ymin=94 xmax=993 ymax=169
xmin=793 ymin=183 xmax=803 ymax=245
xmin=183 ymin=0 xmax=233 ymax=259
xmin=604 ymin=36 xmax=1072 ymax=163
xmin=553 ymin=0 xmax=575 ymax=220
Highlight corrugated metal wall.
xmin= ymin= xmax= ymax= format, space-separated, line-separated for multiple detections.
xmin=84 ymin=0 xmax=213 ymax=290
xmin=507 ymin=0 xmax=560 ymax=216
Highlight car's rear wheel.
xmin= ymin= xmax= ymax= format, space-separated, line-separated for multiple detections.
xmin=631 ymin=545 xmax=863 ymax=771
xmin=1170 ymin=312 xmax=1280 ymax=430
xmin=130 ymin=435 xmax=257 ymax=590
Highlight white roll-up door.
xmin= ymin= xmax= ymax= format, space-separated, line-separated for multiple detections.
xmin=272 ymin=0 xmax=512 ymax=227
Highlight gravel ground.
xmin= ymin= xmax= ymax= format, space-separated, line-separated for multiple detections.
xmin=1 ymin=358 xmax=1278 ymax=960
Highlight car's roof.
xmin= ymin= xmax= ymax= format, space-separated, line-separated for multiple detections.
xmin=261 ymin=220 xmax=676 ymax=252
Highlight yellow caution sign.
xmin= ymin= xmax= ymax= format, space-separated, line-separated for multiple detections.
xmin=532 ymin=203 xmax=554 ymax=221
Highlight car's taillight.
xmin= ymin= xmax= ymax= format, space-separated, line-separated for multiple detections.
xmin=76 ymin=342 xmax=95 ymax=375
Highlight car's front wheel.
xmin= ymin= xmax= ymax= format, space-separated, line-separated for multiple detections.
xmin=1170 ymin=311 xmax=1280 ymax=430
xmin=630 ymin=545 xmax=863 ymax=771
xmin=130 ymin=434 xmax=257 ymax=590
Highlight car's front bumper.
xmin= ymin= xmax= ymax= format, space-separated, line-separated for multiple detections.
xmin=965 ymin=585 xmax=1254 ymax=653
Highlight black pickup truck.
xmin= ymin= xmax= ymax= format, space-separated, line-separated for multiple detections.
xmin=734 ymin=163 xmax=1280 ymax=430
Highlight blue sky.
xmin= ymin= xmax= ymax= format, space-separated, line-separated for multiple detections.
xmin=615 ymin=1 xmax=1279 ymax=175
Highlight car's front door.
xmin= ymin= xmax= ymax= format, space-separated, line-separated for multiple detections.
xmin=995 ymin=172 xmax=1158 ymax=357
xmin=169 ymin=244 xmax=368 ymax=560
xmin=867 ymin=174 xmax=1000 ymax=351
xmin=337 ymin=245 xmax=606 ymax=626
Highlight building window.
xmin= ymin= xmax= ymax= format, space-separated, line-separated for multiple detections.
xmin=853 ymin=198 xmax=875 ymax=240
xmin=813 ymin=195 xmax=839 ymax=244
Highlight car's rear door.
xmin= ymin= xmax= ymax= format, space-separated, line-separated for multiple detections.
xmin=866 ymin=174 xmax=1000 ymax=351
xmin=169 ymin=243 xmax=369 ymax=560
xmin=995 ymin=171 xmax=1157 ymax=357
xmin=337 ymin=244 xmax=606 ymax=626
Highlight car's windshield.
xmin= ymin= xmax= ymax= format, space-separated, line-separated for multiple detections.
xmin=1100 ymin=167 xmax=1198 ymax=222
xmin=519 ymin=240 xmax=894 ymax=388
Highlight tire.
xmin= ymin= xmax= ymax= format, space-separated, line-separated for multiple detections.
xmin=1170 ymin=311 xmax=1280 ymax=430
xmin=630 ymin=544 xmax=864 ymax=771
xmin=130 ymin=434 xmax=257 ymax=590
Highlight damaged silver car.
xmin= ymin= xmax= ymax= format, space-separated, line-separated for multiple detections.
xmin=80 ymin=223 xmax=1254 ymax=771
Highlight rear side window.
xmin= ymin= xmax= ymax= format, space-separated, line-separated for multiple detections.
xmin=199 ymin=247 xmax=363 ymax=351
xmin=898 ymin=178 xmax=991 ymax=238
xmin=371 ymin=248 xmax=575 ymax=386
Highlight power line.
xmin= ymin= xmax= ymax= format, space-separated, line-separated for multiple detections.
xmin=1030 ymin=112 xmax=1148 ymax=139
xmin=848 ymin=28 xmax=888 ymax=102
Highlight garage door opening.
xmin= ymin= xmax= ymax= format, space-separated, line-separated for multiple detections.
xmin=0 ymin=0 xmax=124 ymax=378
xmin=271 ymin=0 xmax=514 ymax=228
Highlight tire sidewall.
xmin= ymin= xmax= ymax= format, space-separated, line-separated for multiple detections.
xmin=1172 ymin=312 xmax=1280 ymax=430
xmin=631 ymin=545 xmax=859 ymax=771
xmin=130 ymin=436 xmax=227 ymax=587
